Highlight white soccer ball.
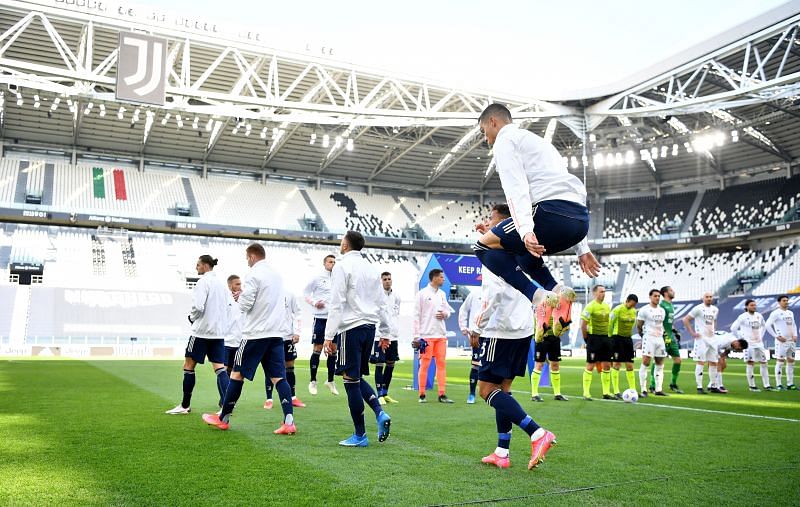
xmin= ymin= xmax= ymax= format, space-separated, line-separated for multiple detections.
xmin=622 ymin=389 xmax=639 ymax=403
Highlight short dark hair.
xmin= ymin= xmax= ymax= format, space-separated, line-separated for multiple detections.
xmin=429 ymin=268 xmax=444 ymax=281
xmin=492 ymin=203 xmax=511 ymax=218
xmin=324 ymin=254 xmax=336 ymax=262
xmin=660 ymin=286 xmax=671 ymax=296
xmin=381 ymin=271 xmax=391 ymax=278
xmin=592 ymin=284 xmax=605 ymax=293
xmin=198 ymin=254 xmax=218 ymax=267
xmin=777 ymin=294 xmax=789 ymax=302
xmin=649 ymin=289 xmax=660 ymax=297
xmin=246 ymin=243 xmax=266 ymax=259
xmin=344 ymin=230 xmax=365 ymax=251
xmin=478 ymin=103 xmax=512 ymax=124
xmin=744 ymin=299 xmax=756 ymax=306
xmin=227 ymin=274 xmax=240 ymax=283
xmin=626 ymin=294 xmax=639 ymax=303
xmin=737 ymin=339 xmax=749 ymax=350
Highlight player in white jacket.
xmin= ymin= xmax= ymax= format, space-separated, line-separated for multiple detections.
xmin=304 ymin=254 xmax=338 ymax=396
xmin=413 ymin=269 xmax=455 ymax=403
xmin=765 ymin=295 xmax=798 ymax=390
xmin=166 ymin=254 xmax=230 ymax=415
xmin=265 ymin=290 xmax=305 ymax=409
xmin=469 ymin=269 xmax=557 ymax=470
xmin=731 ymin=299 xmax=772 ymax=391
xmin=370 ymin=271 xmax=401 ymax=405
xmin=459 ymin=286 xmax=483 ymax=404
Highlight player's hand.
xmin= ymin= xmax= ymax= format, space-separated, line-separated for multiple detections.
xmin=578 ymin=251 xmax=600 ymax=278
xmin=411 ymin=339 xmax=420 ymax=350
xmin=777 ymin=335 xmax=786 ymax=343
xmin=435 ymin=310 xmax=446 ymax=320
xmin=379 ymin=338 xmax=390 ymax=351
xmin=461 ymin=328 xmax=469 ymax=337
xmin=291 ymin=334 xmax=300 ymax=344
xmin=187 ymin=315 xmax=195 ymax=324
xmin=324 ymin=339 xmax=337 ymax=355
xmin=475 ymin=220 xmax=490 ymax=234
xmin=315 ymin=300 xmax=326 ymax=309
xmin=523 ymin=232 xmax=545 ymax=257
xmin=469 ymin=332 xmax=480 ymax=349
xmin=232 ymin=290 xmax=241 ymax=302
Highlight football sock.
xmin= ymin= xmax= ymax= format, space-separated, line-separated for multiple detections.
xmin=181 ymin=369 xmax=195 ymax=408
xmin=708 ymin=365 xmax=718 ymax=387
xmin=746 ymin=363 xmax=755 ymax=388
xmin=531 ymin=369 xmax=541 ymax=397
xmin=582 ymin=369 xmax=593 ymax=398
xmin=551 ymin=370 xmax=561 ymax=396
xmin=671 ymin=362 xmax=681 ymax=386
xmin=486 ymin=389 xmax=540 ymax=437
xmin=310 ymin=350 xmax=320 ymax=382
xmin=776 ymin=360 xmax=784 ymax=386
xmin=274 ymin=379 xmax=294 ymax=419
xmin=601 ymin=370 xmax=611 ymax=396
xmin=787 ymin=362 xmax=794 ymax=385
xmin=639 ymin=363 xmax=648 ymax=392
xmin=359 ymin=378 xmax=382 ymax=415
xmin=343 ymin=379 xmax=366 ymax=436
xmin=626 ymin=369 xmax=636 ymax=390
xmin=654 ymin=364 xmax=665 ymax=392
xmin=469 ymin=365 xmax=479 ymax=396
xmin=286 ymin=366 xmax=296 ymax=397
xmin=220 ymin=378 xmax=244 ymax=423
xmin=648 ymin=362 xmax=656 ymax=390
xmin=383 ymin=363 xmax=395 ymax=394
xmin=760 ymin=363 xmax=771 ymax=387
xmin=265 ymin=378 xmax=274 ymax=400
xmin=610 ymin=368 xmax=620 ymax=394
xmin=695 ymin=364 xmax=704 ymax=388
xmin=326 ymin=354 xmax=337 ymax=383
xmin=374 ymin=363 xmax=385 ymax=396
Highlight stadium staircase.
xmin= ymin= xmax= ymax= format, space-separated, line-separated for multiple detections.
xmin=0 ymin=245 xmax=10 ymax=270
xmin=180 ymin=177 xmax=199 ymax=216
xmin=298 ymin=189 xmax=327 ymax=231
xmin=749 ymin=244 xmax=799 ymax=295
xmin=13 ymin=160 xmax=29 ymax=203
xmin=393 ymin=195 xmax=417 ymax=224
xmin=8 ymin=286 xmax=31 ymax=346
xmin=614 ymin=263 xmax=628 ymax=303
xmin=681 ymin=189 xmax=705 ymax=234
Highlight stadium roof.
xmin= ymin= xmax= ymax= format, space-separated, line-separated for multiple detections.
xmin=0 ymin=0 xmax=799 ymax=197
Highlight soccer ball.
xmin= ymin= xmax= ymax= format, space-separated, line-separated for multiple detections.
xmin=622 ymin=389 xmax=639 ymax=403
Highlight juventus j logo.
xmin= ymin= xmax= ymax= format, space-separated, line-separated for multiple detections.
xmin=116 ymin=32 xmax=167 ymax=106
xmin=122 ymin=37 xmax=163 ymax=96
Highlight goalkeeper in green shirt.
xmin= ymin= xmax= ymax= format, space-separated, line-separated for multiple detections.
xmin=608 ymin=294 xmax=639 ymax=399
xmin=649 ymin=286 xmax=683 ymax=393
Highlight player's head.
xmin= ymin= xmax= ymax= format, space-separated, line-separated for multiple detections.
xmin=227 ymin=274 xmax=241 ymax=293
xmin=381 ymin=271 xmax=392 ymax=291
xmin=660 ymin=286 xmax=674 ymax=300
xmin=625 ymin=294 xmax=638 ymax=309
xmin=429 ymin=268 xmax=445 ymax=288
xmin=196 ymin=254 xmax=217 ymax=274
xmin=478 ymin=103 xmax=512 ymax=147
xmin=745 ymin=299 xmax=756 ymax=314
xmin=487 ymin=203 xmax=511 ymax=227
xmin=648 ymin=289 xmax=661 ymax=305
xmin=592 ymin=284 xmax=605 ymax=302
xmin=323 ymin=254 xmax=336 ymax=272
xmin=245 ymin=243 xmax=266 ymax=267
xmin=340 ymin=230 xmax=365 ymax=254
xmin=732 ymin=338 xmax=749 ymax=351
xmin=703 ymin=292 xmax=714 ymax=305
xmin=777 ymin=294 xmax=789 ymax=310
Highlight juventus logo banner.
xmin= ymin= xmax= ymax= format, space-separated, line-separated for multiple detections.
xmin=115 ymin=32 xmax=168 ymax=106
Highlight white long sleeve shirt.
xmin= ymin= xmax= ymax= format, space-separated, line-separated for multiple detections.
xmin=493 ymin=123 xmax=590 ymax=256
xmin=238 ymin=259 xmax=290 ymax=340
xmin=765 ymin=308 xmax=798 ymax=341
xmin=458 ymin=288 xmax=483 ymax=332
xmin=470 ymin=269 xmax=534 ymax=339
xmin=413 ymin=284 xmax=454 ymax=339
xmin=189 ymin=270 xmax=230 ymax=339
xmin=730 ymin=311 xmax=766 ymax=347
xmin=376 ymin=289 xmax=401 ymax=341
xmin=324 ymin=250 xmax=391 ymax=341
xmin=224 ymin=294 xmax=243 ymax=348
xmin=284 ymin=291 xmax=302 ymax=341
xmin=304 ymin=270 xmax=333 ymax=318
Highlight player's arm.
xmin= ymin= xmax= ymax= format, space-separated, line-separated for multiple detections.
xmin=302 ymin=277 xmax=317 ymax=306
xmin=730 ymin=314 xmax=743 ymax=335
xmin=458 ymin=293 xmax=472 ymax=335
xmin=237 ymin=275 xmax=257 ymax=314
xmin=493 ymin=139 xmax=540 ymax=255
xmin=412 ymin=291 xmax=422 ymax=345
xmin=682 ymin=311 xmax=697 ymax=339
xmin=764 ymin=311 xmax=781 ymax=340
xmin=189 ymin=277 xmax=208 ymax=322
xmin=580 ymin=305 xmax=590 ymax=337
xmin=290 ymin=296 xmax=302 ymax=338
xmin=608 ymin=306 xmax=618 ymax=337
xmin=376 ymin=284 xmax=393 ymax=340
xmin=471 ymin=278 xmax=501 ymax=338
xmin=635 ymin=308 xmax=645 ymax=337
xmin=323 ymin=265 xmax=347 ymax=343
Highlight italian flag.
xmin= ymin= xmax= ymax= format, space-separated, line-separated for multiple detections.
xmin=92 ymin=167 xmax=127 ymax=200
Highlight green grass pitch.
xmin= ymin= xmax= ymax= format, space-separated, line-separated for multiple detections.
xmin=1 ymin=357 xmax=798 ymax=506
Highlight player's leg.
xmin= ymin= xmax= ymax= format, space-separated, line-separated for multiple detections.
xmin=205 ymin=339 xmax=230 ymax=408
xmin=599 ymin=336 xmax=613 ymax=399
xmin=708 ymin=359 xmax=719 ymax=391
xmin=531 ymin=357 xmax=545 ymax=401
xmin=775 ymin=348 xmax=785 ymax=389
xmin=648 ymin=362 xmax=656 ymax=392
xmin=746 ymin=354 xmax=758 ymax=391
xmin=583 ymin=335 xmax=596 ymax=400
xmin=309 ymin=317 xmax=324 ymax=394
xmin=716 ymin=356 xmax=728 ymax=392
xmin=787 ymin=353 xmax=796 ymax=389
xmin=370 ymin=340 xmax=385 ymax=401
xmin=167 ymin=345 xmax=198 ymax=413
xmin=205 ymin=339 xmax=256 ymax=429
xmin=670 ymin=352 xmax=683 ymax=393
xmin=653 ymin=344 xmax=667 ymax=395
xmin=382 ymin=341 xmax=399 ymax=402
xmin=264 ymin=338 xmax=296 ymax=434
xmin=417 ymin=338 xmax=433 ymax=402
xmin=693 ymin=341 xmax=708 ymax=393
xmin=325 ymin=351 xmax=338 ymax=393
xmin=549 ymin=344 xmax=566 ymax=401
xmin=433 ymin=338 xmax=451 ymax=402
xmin=224 ymin=346 xmax=237 ymax=375
xmin=639 ymin=353 xmax=652 ymax=397
xmin=469 ymin=343 xmax=481 ymax=404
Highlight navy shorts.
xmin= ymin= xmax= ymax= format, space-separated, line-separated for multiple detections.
xmin=224 ymin=346 xmax=239 ymax=368
xmin=471 ymin=346 xmax=481 ymax=364
xmin=233 ymin=338 xmax=286 ymax=381
xmin=369 ymin=340 xmax=399 ymax=363
xmin=478 ymin=336 xmax=533 ymax=384
xmin=283 ymin=339 xmax=298 ymax=361
xmin=185 ymin=336 xmax=226 ymax=365
xmin=311 ymin=318 xmax=327 ymax=345
xmin=336 ymin=324 xmax=376 ymax=379
xmin=534 ymin=335 xmax=561 ymax=363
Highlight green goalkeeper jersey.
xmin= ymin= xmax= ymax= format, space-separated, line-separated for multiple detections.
xmin=660 ymin=299 xmax=675 ymax=343
xmin=608 ymin=304 xmax=637 ymax=337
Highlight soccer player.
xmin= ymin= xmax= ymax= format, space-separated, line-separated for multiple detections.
xmin=472 ymin=104 xmax=600 ymax=327
xmin=459 ymin=286 xmax=483 ymax=404
xmin=413 ymin=268 xmax=456 ymax=403
xmin=766 ymin=295 xmax=798 ymax=390
xmin=636 ymin=289 xmax=668 ymax=397
xmin=580 ymin=285 xmax=612 ymax=400
xmin=608 ymin=294 xmax=639 ymax=399
xmin=166 ymin=255 xmax=230 ymax=415
xmin=470 ymin=268 xmax=557 ymax=470
xmin=323 ymin=231 xmax=392 ymax=447
xmin=202 ymin=243 xmax=296 ymax=434
xmin=655 ymin=286 xmax=683 ymax=393
xmin=683 ymin=292 xmax=720 ymax=394
xmin=224 ymin=274 xmax=242 ymax=375
xmin=731 ymin=299 xmax=772 ymax=392
xmin=265 ymin=290 xmax=306 ymax=409
xmin=304 ymin=254 xmax=339 ymax=396
xmin=531 ymin=302 xmax=567 ymax=402
xmin=708 ymin=332 xmax=750 ymax=389
xmin=371 ymin=271 xmax=401 ymax=405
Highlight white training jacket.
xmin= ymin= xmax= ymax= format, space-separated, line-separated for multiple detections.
xmin=224 ymin=294 xmax=243 ymax=348
xmin=303 ymin=269 xmax=333 ymax=318
xmin=469 ymin=269 xmax=534 ymax=339
xmin=413 ymin=284 xmax=454 ymax=339
xmin=324 ymin=250 xmax=391 ymax=341
xmin=765 ymin=308 xmax=798 ymax=341
xmin=376 ymin=289 xmax=401 ymax=341
xmin=458 ymin=287 xmax=483 ymax=332
xmin=189 ymin=270 xmax=230 ymax=339
xmin=238 ymin=259 xmax=290 ymax=340
xmin=284 ymin=291 xmax=302 ymax=341
xmin=493 ymin=123 xmax=590 ymax=256
xmin=730 ymin=311 xmax=766 ymax=347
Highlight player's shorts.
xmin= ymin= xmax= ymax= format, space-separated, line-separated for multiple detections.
xmin=489 ymin=200 xmax=589 ymax=261
xmin=612 ymin=335 xmax=635 ymax=363
xmin=775 ymin=340 xmax=797 ymax=360
xmin=336 ymin=324 xmax=376 ymax=379
xmin=471 ymin=346 xmax=481 ymax=364
xmin=310 ymin=318 xmax=328 ymax=345
xmin=369 ymin=339 xmax=400 ymax=363
xmin=642 ymin=334 xmax=667 ymax=358
xmin=283 ymin=339 xmax=298 ymax=361
xmin=744 ymin=345 xmax=768 ymax=363
xmin=233 ymin=337 xmax=286 ymax=381
xmin=478 ymin=336 xmax=533 ymax=384
xmin=692 ymin=338 xmax=718 ymax=363
xmin=586 ymin=333 xmax=613 ymax=363
xmin=185 ymin=336 xmax=226 ymax=365
xmin=534 ymin=335 xmax=561 ymax=363
xmin=664 ymin=338 xmax=680 ymax=358
xmin=224 ymin=346 xmax=238 ymax=368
